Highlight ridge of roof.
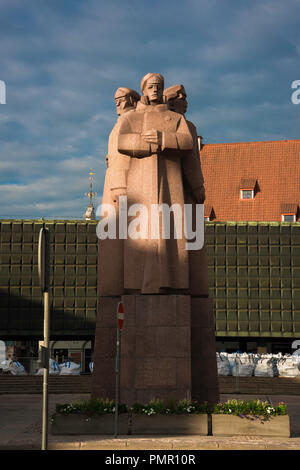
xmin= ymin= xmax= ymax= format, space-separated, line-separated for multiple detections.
xmin=201 ymin=138 xmax=300 ymax=147
xmin=0 ymin=219 xmax=299 ymax=225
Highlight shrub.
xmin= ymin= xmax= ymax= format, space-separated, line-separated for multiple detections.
xmin=130 ymin=399 xmax=210 ymax=415
xmin=54 ymin=398 xmax=288 ymax=421
xmin=213 ymin=399 xmax=288 ymax=421
xmin=55 ymin=398 xmax=128 ymax=416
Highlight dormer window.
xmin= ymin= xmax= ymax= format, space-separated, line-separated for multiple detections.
xmin=281 ymin=203 xmax=298 ymax=222
xmin=239 ymin=178 xmax=257 ymax=200
xmin=282 ymin=214 xmax=296 ymax=222
xmin=241 ymin=189 xmax=254 ymax=200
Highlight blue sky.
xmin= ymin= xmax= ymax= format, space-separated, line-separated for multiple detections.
xmin=0 ymin=0 xmax=300 ymax=218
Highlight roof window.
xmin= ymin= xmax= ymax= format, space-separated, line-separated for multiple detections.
xmin=281 ymin=203 xmax=298 ymax=222
xmin=282 ymin=214 xmax=296 ymax=222
xmin=239 ymin=178 xmax=257 ymax=200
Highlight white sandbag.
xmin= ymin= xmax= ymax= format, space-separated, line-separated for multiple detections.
xmin=277 ymin=356 xmax=300 ymax=377
xmin=36 ymin=358 xmax=61 ymax=375
xmin=254 ymin=354 xmax=279 ymax=377
xmin=292 ymin=350 xmax=300 ymax=370
xmin=254 ymin=357 xmax=276 ymax=377
xmin=0 ymin=359 xmax=27 ymax=375
xmin=231 ymin=354 xmax=255 ymax=377
xmin=0 ymin=341 xmax=5 ymax=363
xmin=0 ymin=359 xmax=13 ymax=373
xmin=227 ymin=353 xmax=238 ymax=370
xmin=216 ymin=353 xmax=231 ymax=376
xmin=16 ymin=360 xmax=26 ymax=375
xmin=59 ymin=360 xmax=81 ymax=375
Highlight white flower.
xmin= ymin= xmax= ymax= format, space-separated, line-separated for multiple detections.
xmin=187 ymin=405 xmax=195 ymax=413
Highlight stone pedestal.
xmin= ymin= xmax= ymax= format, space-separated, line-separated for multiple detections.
xmin=91 ymin=295 xmax=219 ymax=406
xmin=191 ymin=297 xmax=220 ymax=406
xmin=91 ymin=296 xmax=120 ymax=400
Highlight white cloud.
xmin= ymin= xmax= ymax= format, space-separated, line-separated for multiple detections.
xmin=0 ymin=0 xmax=300 ymax=217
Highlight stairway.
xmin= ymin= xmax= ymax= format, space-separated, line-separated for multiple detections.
xmin=1 ymin=375 xmax=300 ymax=395
xmin=0 ymin=375 xmax=92 ymax=394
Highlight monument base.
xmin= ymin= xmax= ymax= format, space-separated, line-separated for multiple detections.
xmin=91 ymin=295 xmax=219 ymax=406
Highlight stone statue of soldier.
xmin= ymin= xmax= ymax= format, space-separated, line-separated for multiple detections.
xmin=99 ymin=87 xmax=140 ymax=296
xmin=114 ymin=73 xmax=195 ymax=294
xmin=164 ymin=84 xmax=209 ymax=297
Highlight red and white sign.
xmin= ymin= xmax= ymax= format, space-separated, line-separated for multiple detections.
xmin=117 ymin=302 xmax=125 ymax=330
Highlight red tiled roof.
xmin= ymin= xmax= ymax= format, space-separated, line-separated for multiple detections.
xmin=199 ymin=139 xmax=300 ymax=222
xmin=239 ymin=178 xmax=257 ymax=190
xmin=280 ymin=203 xmax=298 ymax=214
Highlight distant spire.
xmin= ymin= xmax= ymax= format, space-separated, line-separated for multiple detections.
xmin=83 ymin=169 xmax=97 ymax=220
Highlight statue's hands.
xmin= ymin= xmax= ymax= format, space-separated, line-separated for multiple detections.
xmin=192 ymin=186 xmax=206 ymax=204
xmin=111 ymin=188 xmax=127 ymax=205
xmin=141 ymin=129 xmax=163 ymax=146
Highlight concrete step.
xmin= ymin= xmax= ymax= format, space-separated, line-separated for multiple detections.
xmin=0 ymin=375 xmax=92 ymax=394
xmin=218 ymin=376 xmax=300 ymax=395
xmin=1 ymin=375 xmax=300 ymax=395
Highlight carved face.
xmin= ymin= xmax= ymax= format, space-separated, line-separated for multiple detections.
xmin=175 ymin=89 xmax=188 ymax=114
xmin=168 ymin=87 xmax=188 ymax=115
xmin=143 ymin=78 xmax=164 ymax=104
xmin=114 ymin=92 xmax=131 ymax=116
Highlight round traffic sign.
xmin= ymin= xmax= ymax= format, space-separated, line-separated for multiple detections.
xmin=117 ymin=302 xmax=125 ymax=330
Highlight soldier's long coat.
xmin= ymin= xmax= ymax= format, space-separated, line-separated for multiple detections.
xmin=98 ymin=113 xmax=130 ymax=296
xmin=99 ymin=102 xmax=208 ymax=295
xmin=118 ymin=103 xmax=193 ymax=294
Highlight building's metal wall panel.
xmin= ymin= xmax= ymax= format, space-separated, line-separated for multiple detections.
xmin=0 ymin=220 xmax=98 ymax=338
xmin=0 ymin=220 xmax=300 ymax=339
xmin=206 ymin=222 xmax=300 ymax=337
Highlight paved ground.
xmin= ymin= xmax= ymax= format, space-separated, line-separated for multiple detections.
xmin=1 ymin=393 xmax=300 ymax=450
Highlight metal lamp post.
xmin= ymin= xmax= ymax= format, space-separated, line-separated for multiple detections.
xmin=38 ymin=227 xmax=50 ymax=451
xmin=115 ymin=301 xmax=125 ymax=438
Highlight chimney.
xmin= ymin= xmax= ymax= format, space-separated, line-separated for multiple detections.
xmin=197 ymin=135 xmax=203 ymax=151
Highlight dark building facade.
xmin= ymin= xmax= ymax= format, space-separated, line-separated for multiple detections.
xmin=0 ymin=220 xmax=97 ymax=340
xmin=1 ymin=219 xmax=300 ymax=354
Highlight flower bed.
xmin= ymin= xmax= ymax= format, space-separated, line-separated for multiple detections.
xmin=51 ymin=398 xmax=290 ymax=437
xmin=51 ymin=398 xmax=128 ymax=435
xmin=213 ymin=399 xmax=287 ymax=421
xmin=55 ymin=398 xmax=128 ymax=416
xmin=130 ymin=399 xmax=210 ymax=416
xmin=212 ymin=399 xmax=290 ymax=437
xmin=129 ymin=399 xmax=209 ymax=435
